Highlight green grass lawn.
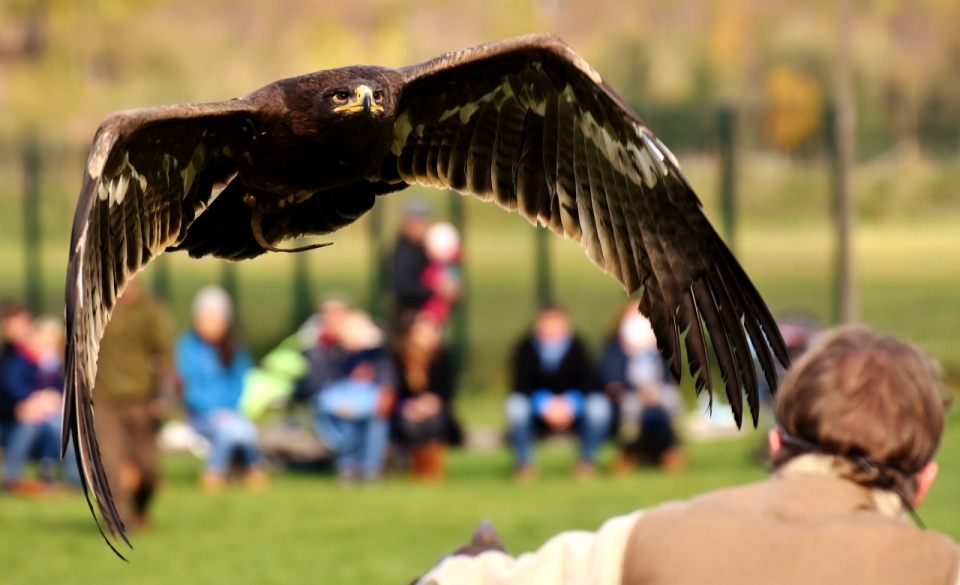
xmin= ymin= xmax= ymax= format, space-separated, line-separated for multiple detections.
xmin=1 ymin=407 xmax=958 ymax=584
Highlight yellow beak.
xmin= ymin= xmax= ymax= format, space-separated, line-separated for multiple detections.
xmin=333 ymin=85 xmax=384 ymax=114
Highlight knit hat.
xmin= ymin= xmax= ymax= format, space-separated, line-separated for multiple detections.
xmin=424 ymin=222 xmax=461 ymax=263
xmin=403 ymin=198 xmax=433 ymax=219
xmin=192 ymin=285 xmax=233 ymax=320
xmin=620 ymin=313 xmax=657 ymax=355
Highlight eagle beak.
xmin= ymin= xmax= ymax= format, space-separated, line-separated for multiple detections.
xmin=334 ymin=85 xmax=384 ymax=114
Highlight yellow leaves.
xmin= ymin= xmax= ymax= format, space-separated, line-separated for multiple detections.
xmin=764 ymin=65 xmax=822 ymax=151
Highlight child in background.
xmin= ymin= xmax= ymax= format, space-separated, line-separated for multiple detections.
xmin=313 ymin=311 xmax=396 ymax=482
xmin=419 ymin=222 xmax=462 ymax=324
xmin=318 ymin=312 xmax=388 ymax=420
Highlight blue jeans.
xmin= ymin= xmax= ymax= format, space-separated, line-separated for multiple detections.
xmin=191 ymin=409 xmax=263 ymax=474
xmin=1 ymin=416 xmax=80 ymax=485
xmin=312 ymin=400 xmax=388 ymax=478
xmin=505 ymin=391 xmax=612 ymax=465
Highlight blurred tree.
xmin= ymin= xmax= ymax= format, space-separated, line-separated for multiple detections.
xmin=833 ymin=0 xmax=858 ymax=324
xmin=21 ymin=129 xmax=42 ymax=313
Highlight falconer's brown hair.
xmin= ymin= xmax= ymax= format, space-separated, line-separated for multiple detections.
xmin=772 ymin=325 xmax=944 ymax=501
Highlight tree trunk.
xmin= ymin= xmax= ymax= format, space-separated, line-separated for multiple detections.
xmin=833 ymin=0 xmax=859 ymax=324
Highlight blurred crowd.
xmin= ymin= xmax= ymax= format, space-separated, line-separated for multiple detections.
xmin=0 ymin=200 xmax=811 ymax=531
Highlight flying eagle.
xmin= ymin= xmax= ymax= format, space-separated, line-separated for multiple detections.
xmin=63 ymin=33 xmax=789 ymax=550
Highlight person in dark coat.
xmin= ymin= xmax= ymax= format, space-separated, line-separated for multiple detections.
xmin=506 ymin=305 xmax=611 ymax=478
xmin=392 ymin=313 xmax=462 ymax=480
xmin=391 ymin=200 xmax=433 ymax=325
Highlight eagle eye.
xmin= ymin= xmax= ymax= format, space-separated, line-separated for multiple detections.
xmin=333 ymin=91 xmax=350 ymax=103
xmin=373 ymin=90 xmax=383 ymax=102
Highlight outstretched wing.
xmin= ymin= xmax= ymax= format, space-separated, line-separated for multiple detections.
xmin=63 ymin=100 xmax=256 ymax=551
xmin=388 ymin=33 xmax=790 ymax=425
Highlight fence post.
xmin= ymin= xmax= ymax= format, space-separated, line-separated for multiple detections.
xmin=366 ymin=201 xmax=387 ymax=320
xmin=22 ymin=131 xmax=42 ymax=314
xmin=448 ymin=191 xmax=468 ymax=375
xmin=221 ymin=262 xmax=240 ymax=329
xmin=152 ymin=255 xmax=171 ymax=301
xmin=831 ymin=0 xmax=859 ymax=324
xmin=534 ymin=226 xmax=553 ymax=307
xmin=717 ymin=107 xmax=737 ymax=252
xmin=291 ymin=250 xmax=313 ymax=330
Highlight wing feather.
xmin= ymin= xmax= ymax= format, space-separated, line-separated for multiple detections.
xmin=554 ymin=98 xmax=582 ymax=239
xmin=464 ymin=102 xmax=497 ymax=198
xmin=491 ymin=95 xmax=525 ymax=210
xmin=515 ymin=111 xmax=548 ymax=225
xmin=692 ymin=277 xmax=744 ymax=426
xmin=679 ymin=289 xmax=712 ymax=395
xmin=393 ymin=33 xmax=789 ymax=425
xmin=64 ymin=100 xmax=256 ymax=550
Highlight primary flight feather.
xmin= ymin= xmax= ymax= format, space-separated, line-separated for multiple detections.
xmin=63 ymin=33 xmax=789 ymax=549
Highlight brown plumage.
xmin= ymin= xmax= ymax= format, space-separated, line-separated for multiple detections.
xmin=63 ymin=33 xmax=789 ymax=552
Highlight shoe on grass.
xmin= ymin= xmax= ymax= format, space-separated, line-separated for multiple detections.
xmin=4 ymin=478 xmax=50 ymax=499
xmin=243 ymin=467 xmax=270 ymax=492
xmin=199 ymin=472 xmax=226 ymax=494
xmin=573 ymin=459 xmax=598 ymax=480
xmin=512 ymin=463 xmax=537 ymax=483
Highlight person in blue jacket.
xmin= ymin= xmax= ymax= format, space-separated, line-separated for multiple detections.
xmin=176 ymin=286 xmax=266 ymax=492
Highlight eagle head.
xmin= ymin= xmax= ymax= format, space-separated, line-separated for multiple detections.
xmin=328 ymin=81 xmax=385 ymax=116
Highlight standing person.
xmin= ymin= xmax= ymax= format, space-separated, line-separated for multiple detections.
xmin=391 ymin=199 xmax=433 ymax=326
xmin=392 ymin=313 xmax=461 ymax=480
xmin=417 ymin=325 xmax=960 ymax=585
xmin=92 ymin=279 xmax=175 ymax=529
xmin=506 ymin=305 xmax=610 ymax=479
xmin=177 ymin=286 xmax=266 ymax=492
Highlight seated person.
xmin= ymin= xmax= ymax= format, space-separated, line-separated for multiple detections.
xmin=303 ymin=310 xmax=395 ymax=482
xmin=615 ymin=382 xmax=685 ymax=473
xmin=392 ymin=313 xmax=461 ymax=480
xmin=1 ymin=315 xmax=79 ymax=492
xmin=599 ymin=302 xmax=682 ymax=435
xmin=177 ymin=286 xmax=267 ymax=492
xmin=506 ymin=305 xmax=610 ymax=478
xmin=417 ymin=325 xmax=960 ymax=585
xmin=1 ymin=301 xmax=33 ymax=458
xmin=600 ymin=303 xmax=684 ymax=473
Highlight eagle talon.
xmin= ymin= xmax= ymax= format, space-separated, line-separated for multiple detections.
xmin=249 ymin=206 xmax=331 ymax=253
xmin=244 ymin=193 xmax=283 ymax=214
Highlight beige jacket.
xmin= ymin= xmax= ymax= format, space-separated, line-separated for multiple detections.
xmin=418 ymin=455 xmax=960 ymax=585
